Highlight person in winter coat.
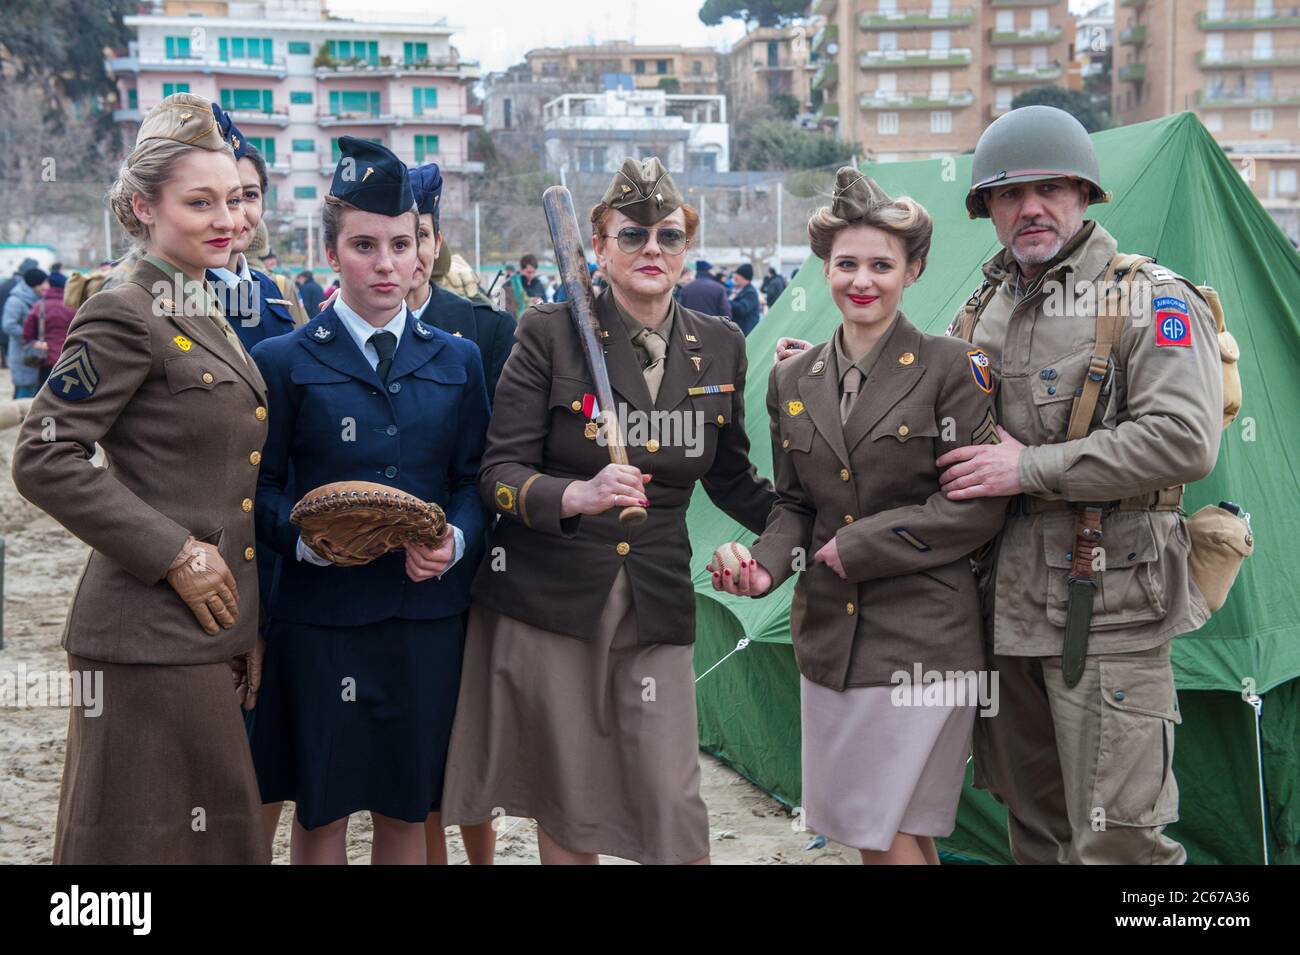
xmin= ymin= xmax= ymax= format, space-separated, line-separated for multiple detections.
xmin=23 ymin=272 xmax=76 ymax=389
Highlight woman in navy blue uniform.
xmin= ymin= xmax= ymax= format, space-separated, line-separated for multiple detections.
xmin=248 ymin=137 xmax=489 ymax=864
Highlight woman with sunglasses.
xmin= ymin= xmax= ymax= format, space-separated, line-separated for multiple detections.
xmin=440 ymin=158 xmax=776 ymax=864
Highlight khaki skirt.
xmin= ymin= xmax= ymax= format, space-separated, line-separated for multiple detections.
xmin=54 ymin=653 xmax=268 ymax=864
xmin=800 ymin=676 xmax=976 ymax=852
xmin=441 ymin=569 xmax=709 ymax=864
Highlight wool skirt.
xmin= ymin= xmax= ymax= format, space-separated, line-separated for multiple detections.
xmin=440 ymin=568 xmax=709 ymax=864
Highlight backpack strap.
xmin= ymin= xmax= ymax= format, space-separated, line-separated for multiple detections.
xmin=1065 ymin=253 xmax=1151 ymax=441
xmin=949 ymin=279 xmax=997 ymax=342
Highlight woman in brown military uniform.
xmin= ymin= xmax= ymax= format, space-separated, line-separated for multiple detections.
xmin=11 ymin=94 xmax=269 ymax=864
xmin=714 ymin=169 xmax=1007 ymax=864
xmin=440 ymin=158 xmax=775 ymax=864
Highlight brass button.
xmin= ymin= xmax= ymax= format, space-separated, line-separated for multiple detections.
xmin=255 ymin=406 xmax=267 ymax=421
xmin=241 ymin=498 xmax=253 ymax=512
xmin=782 ymin=438 xmax=790 ymax=449
xmin=201 ymin=371 xmax=214 ymax=384
xmin=897 ymin=424 xmax=910 ymax=437
xmin=249 ymin=450 xmax=261 ymax=465
xmin=716 ymin=414 xmax=725 ymax=425
xmin=646 ymin=438 xmax=660 ymax=453
xmin=571 ymin=400 xmax=582 ymax=413
xmin=839 ymin=468 xmax=850 ymax=481
xmin=846 ymin=602 xmax=856 ymax=615
xmin=843 ymin=514 xmax=854 ymax=525
xmin=243 ymin=546 xmax=255 ymax=561
xmin=616 ymin=541 xmax=631 ymax=556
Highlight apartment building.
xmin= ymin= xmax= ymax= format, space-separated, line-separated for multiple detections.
xmin=524 ymin=44 xmax=723 ymax=95
xmin=107 ymin=0 xmax=483 ymax=226
xmin=812 ymin=0 xmax=1069 ymax=160
xmin=1114 ymin=0 xmax=1300 ymax=240
xmin=725 ymin=25 xmax=822 ymax=120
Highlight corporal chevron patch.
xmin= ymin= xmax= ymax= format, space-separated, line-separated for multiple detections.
xmin=49 ymin=343 xmax=100 ymax=401
xmin=972 ymin=408 xmax=999 ymax=445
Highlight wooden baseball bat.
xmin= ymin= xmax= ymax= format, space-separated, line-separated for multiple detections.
xmin=541 ymin=185 xmax=646 ymax=526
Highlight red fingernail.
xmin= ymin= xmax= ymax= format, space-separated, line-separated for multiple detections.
xmin=724 ymin=569 xmax=730 ymax=576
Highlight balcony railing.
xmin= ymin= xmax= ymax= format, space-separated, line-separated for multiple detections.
xmin=224 ymin=106 xmax=290 ymax=125
xmin=106 ymin=54 xmax=289 ymax=77
xmin=317 ymin=109 xmax=484 ymax=127
xmin=812 ymin=23 xmax=838 ymax=55
xmin=989 ymin=63 xmax=1063 ymax=83
xmin=1118 ymin=0 xmax=1146 ymax=6
xmin=1119 ymin=62 xmax=1147 ymax=81
xmin=990 ymin=26 xmax=1065 ymax=44
xmin=858 ymin=89 xmax=974 ymax=109
xmin=813 ymin=61 xmax=839 ymax=91
xmin=1198 ymin=87 xmax=1300 ymax=106
xmin=315 ymin=59 xmax=481 ymax=79
xmin=860 ymin=47 xmax=973 ymax=68
xmin=1119 ymin=25 xmax=1147 ymax=45
xmin=1199 ymin=7 xmax=1300 ymax=28
xmin=858 ymin=7 xmax=974 ymax=28
xmin=1198 ymin=48 xmax=1300 ymax=67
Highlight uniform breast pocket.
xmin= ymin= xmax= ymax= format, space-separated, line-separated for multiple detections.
xmin=868 ymin=405 xmax=940 ymax=446
xmin=164 ymin=356 xmax=241 ymax=395
xmin=778 ymin=415 xmax=814 ymax=455
xmin=290 ymin=363 xmax=351 ymax=388
xmin=1042 ymin=512 xmax=1167 ymax=630
xmin=412 ymin=364 xmax=468 ymax=388
xmin=1032 ymin=347 xmax=1094 ymax=438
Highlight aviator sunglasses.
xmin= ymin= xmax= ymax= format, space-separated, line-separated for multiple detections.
xmin=603 ymin=226 xmax=689 ymax=255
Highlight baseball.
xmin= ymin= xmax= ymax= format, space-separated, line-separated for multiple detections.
xmin=712 ymin=541 xmax=752 ymax=577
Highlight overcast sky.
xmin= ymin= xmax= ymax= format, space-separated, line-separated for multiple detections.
xmin=325 ymin=0 xmax=1104 ymax=75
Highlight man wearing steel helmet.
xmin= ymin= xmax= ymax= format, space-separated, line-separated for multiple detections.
xmin=935 ymin=106 xmax=1222 ymax=864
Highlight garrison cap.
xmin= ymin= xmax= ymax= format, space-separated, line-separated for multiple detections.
xmin=210 ymin=102 xmax=249 ymax=159
xmin=408 ymin=161 xmax=443 ymax=222
xmin=600 ymin=157 xmax=683 ymax=226
xmin=329 ymin=136 xmax=414 ymax=217
xmin=135 ymin=92 xmax=228 ymax=152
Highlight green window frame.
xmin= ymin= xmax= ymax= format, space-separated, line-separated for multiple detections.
xmin=328 ymin=39 xmax=379 ymax=66
xmin=657 ymin=59 xmax=669 ymax=74
xmin=288 ymin=41 xmax=311 ymax=55
xmin=247 ymin=136 xmax=276 ymax=165
xmin=290 ymin=90 xmax=313 ymax=104
xmin=294 ymin=186 xmax=317 ymax=200
xmin=162 ymin=82 xmax=190 ymax=97
xmin=404 ymin=42 xmax=428 ymax=65
xmin=220 ymin=88 xmax=273 ymax=113
xmin=292 ymin=139 xmax=316 ymax=152
xmin=412 ymin=87 xmax=438 ymax=114
xmin=329 ymin=89 xmax=380 ymax=117
xmin=332 ymin=137 xmax=383 ymax=163
xmin=414 ymin=134 xmax=440 ymax=163
xmin=164 ymin=36 xmax=192 ymax=59
xmin=127 ymin=88 xmax=138 ymax=109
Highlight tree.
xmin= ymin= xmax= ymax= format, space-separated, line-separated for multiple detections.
xmin=1010 ymin=86 xmax=1110 ymax=132
xmin=699 ymin=0 xmax=809 ymax=27
xmin=734 ymin=120 xmax=858 ymax=171
xmin=769 ymin=92 xmax=800 ymax=121
xmin=657 ymin=77 xmax=681 ymax=93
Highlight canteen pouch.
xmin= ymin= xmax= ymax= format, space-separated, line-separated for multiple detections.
xmin=1198 ymin=287 xmax=1243 ymax=428
xmin=1186 ymin=505 xmax=1253 ymax=612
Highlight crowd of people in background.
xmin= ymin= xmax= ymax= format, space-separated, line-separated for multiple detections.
xmin=0 ymin=258 xmax=77 ymax=397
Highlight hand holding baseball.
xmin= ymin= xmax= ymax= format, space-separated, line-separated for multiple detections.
xmin=708 ymin=542 xmax=772 ymax=597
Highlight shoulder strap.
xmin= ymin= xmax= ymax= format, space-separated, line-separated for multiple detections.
xmin=1065 ymin=253 xmax=1151 ymax=441
xmin=951 ymin=280 xmax=997 ymax=342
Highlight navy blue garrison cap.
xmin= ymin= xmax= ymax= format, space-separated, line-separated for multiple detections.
xmin=209 ymin=102 xmax=249 ymax=160
xmin=408 ymin=161 xmax=443 ymax=220
xmin=329 ymin=136 xmax=414 ymax=217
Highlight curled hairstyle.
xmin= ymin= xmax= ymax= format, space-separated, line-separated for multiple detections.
xmin=108 ymin=138 xmax=236 ymax=247
xmin=808 ymin=172 xmax=933 ymax=279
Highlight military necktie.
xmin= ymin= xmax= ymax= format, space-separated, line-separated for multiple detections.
xmin=840 ymin=365 xmax=863 ymax=424
xmin=370 ymin=330 xmax=398 ymax=382
xmin=206 ymin=296 xmax=248 ymax=365
xmin=634 ymin=327 xmax=668 ymax=402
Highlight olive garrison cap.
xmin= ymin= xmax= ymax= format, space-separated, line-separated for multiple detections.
xmin=134 ymin=92 xmax=229 ymax=152
xmin=600 ymin=157 xmax=684 ymax=226
xmin=329 ymin=136 xmax=415 ymax=217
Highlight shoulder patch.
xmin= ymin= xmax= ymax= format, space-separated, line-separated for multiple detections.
xmin=49 ymin=343 xmax=100 ymax=401
xmin=494 ymin=481 xmax=518 ymax=515
xmin=967 ymin=349 xmax=994 ymax=393
xmin=1155 ymin=311 xmax=1193 ymax=348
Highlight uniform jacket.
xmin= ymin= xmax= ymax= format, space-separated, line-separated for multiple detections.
xmin=750 ymin=314 xmax=1008 ymax=690
xmin=208 ymin=267 xmax=305 ymax=351
xmin=419 ymin=283 xmax=517 ymax=404
xmin=251 ymin=303 xmax=489 ymax=628
xmin=730 ymin=283 xmax=762 ymax=336
xmin=472 ymin=288 xmax=776 ymax=646
xmin=11 ymin=257 xmax=268 ymax=664
xmin=953 ymin=221 xmax=1222 ymax=656
xmin=677 ymin=275 xmax=734 ymax=318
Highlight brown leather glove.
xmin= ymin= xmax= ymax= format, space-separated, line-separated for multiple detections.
xmin=231 ymin=636 xmax=265 ymax=711
xmin=166 ymin=535 xmax=239 ymax=635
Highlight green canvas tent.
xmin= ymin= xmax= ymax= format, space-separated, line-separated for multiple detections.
xmin=687 ymin=111 xmax=1300 ymax=864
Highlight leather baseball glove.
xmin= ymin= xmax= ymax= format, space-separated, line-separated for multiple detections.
xmin=290 ymin=481 xmax=447 ymax=567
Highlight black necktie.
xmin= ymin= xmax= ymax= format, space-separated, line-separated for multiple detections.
xmin=369 ymin=330 xmax=397 ymax=382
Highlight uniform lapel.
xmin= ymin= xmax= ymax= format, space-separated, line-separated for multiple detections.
xmin=133 ymin=259 xmax=266 ymax=399
xmin=796 ymin=340 xmax=850 ymax=468
xmin=655 ymin=301 xmax=710 ymax=412
xmin=300 ymin=305 xmax=383 ymax=390
xmin=388 ymin=310 xmax=447 ymax=381
xmin=596 ymin=289 xmax=653 ymax=413
xmin=842 ymin=316 xmax=925 ymax=454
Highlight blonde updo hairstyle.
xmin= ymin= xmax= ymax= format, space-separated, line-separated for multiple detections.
xmin=108 ymin=137 xmax=236 ymax=247
xmin=808 ymin=169 xmax=933 ymax=280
